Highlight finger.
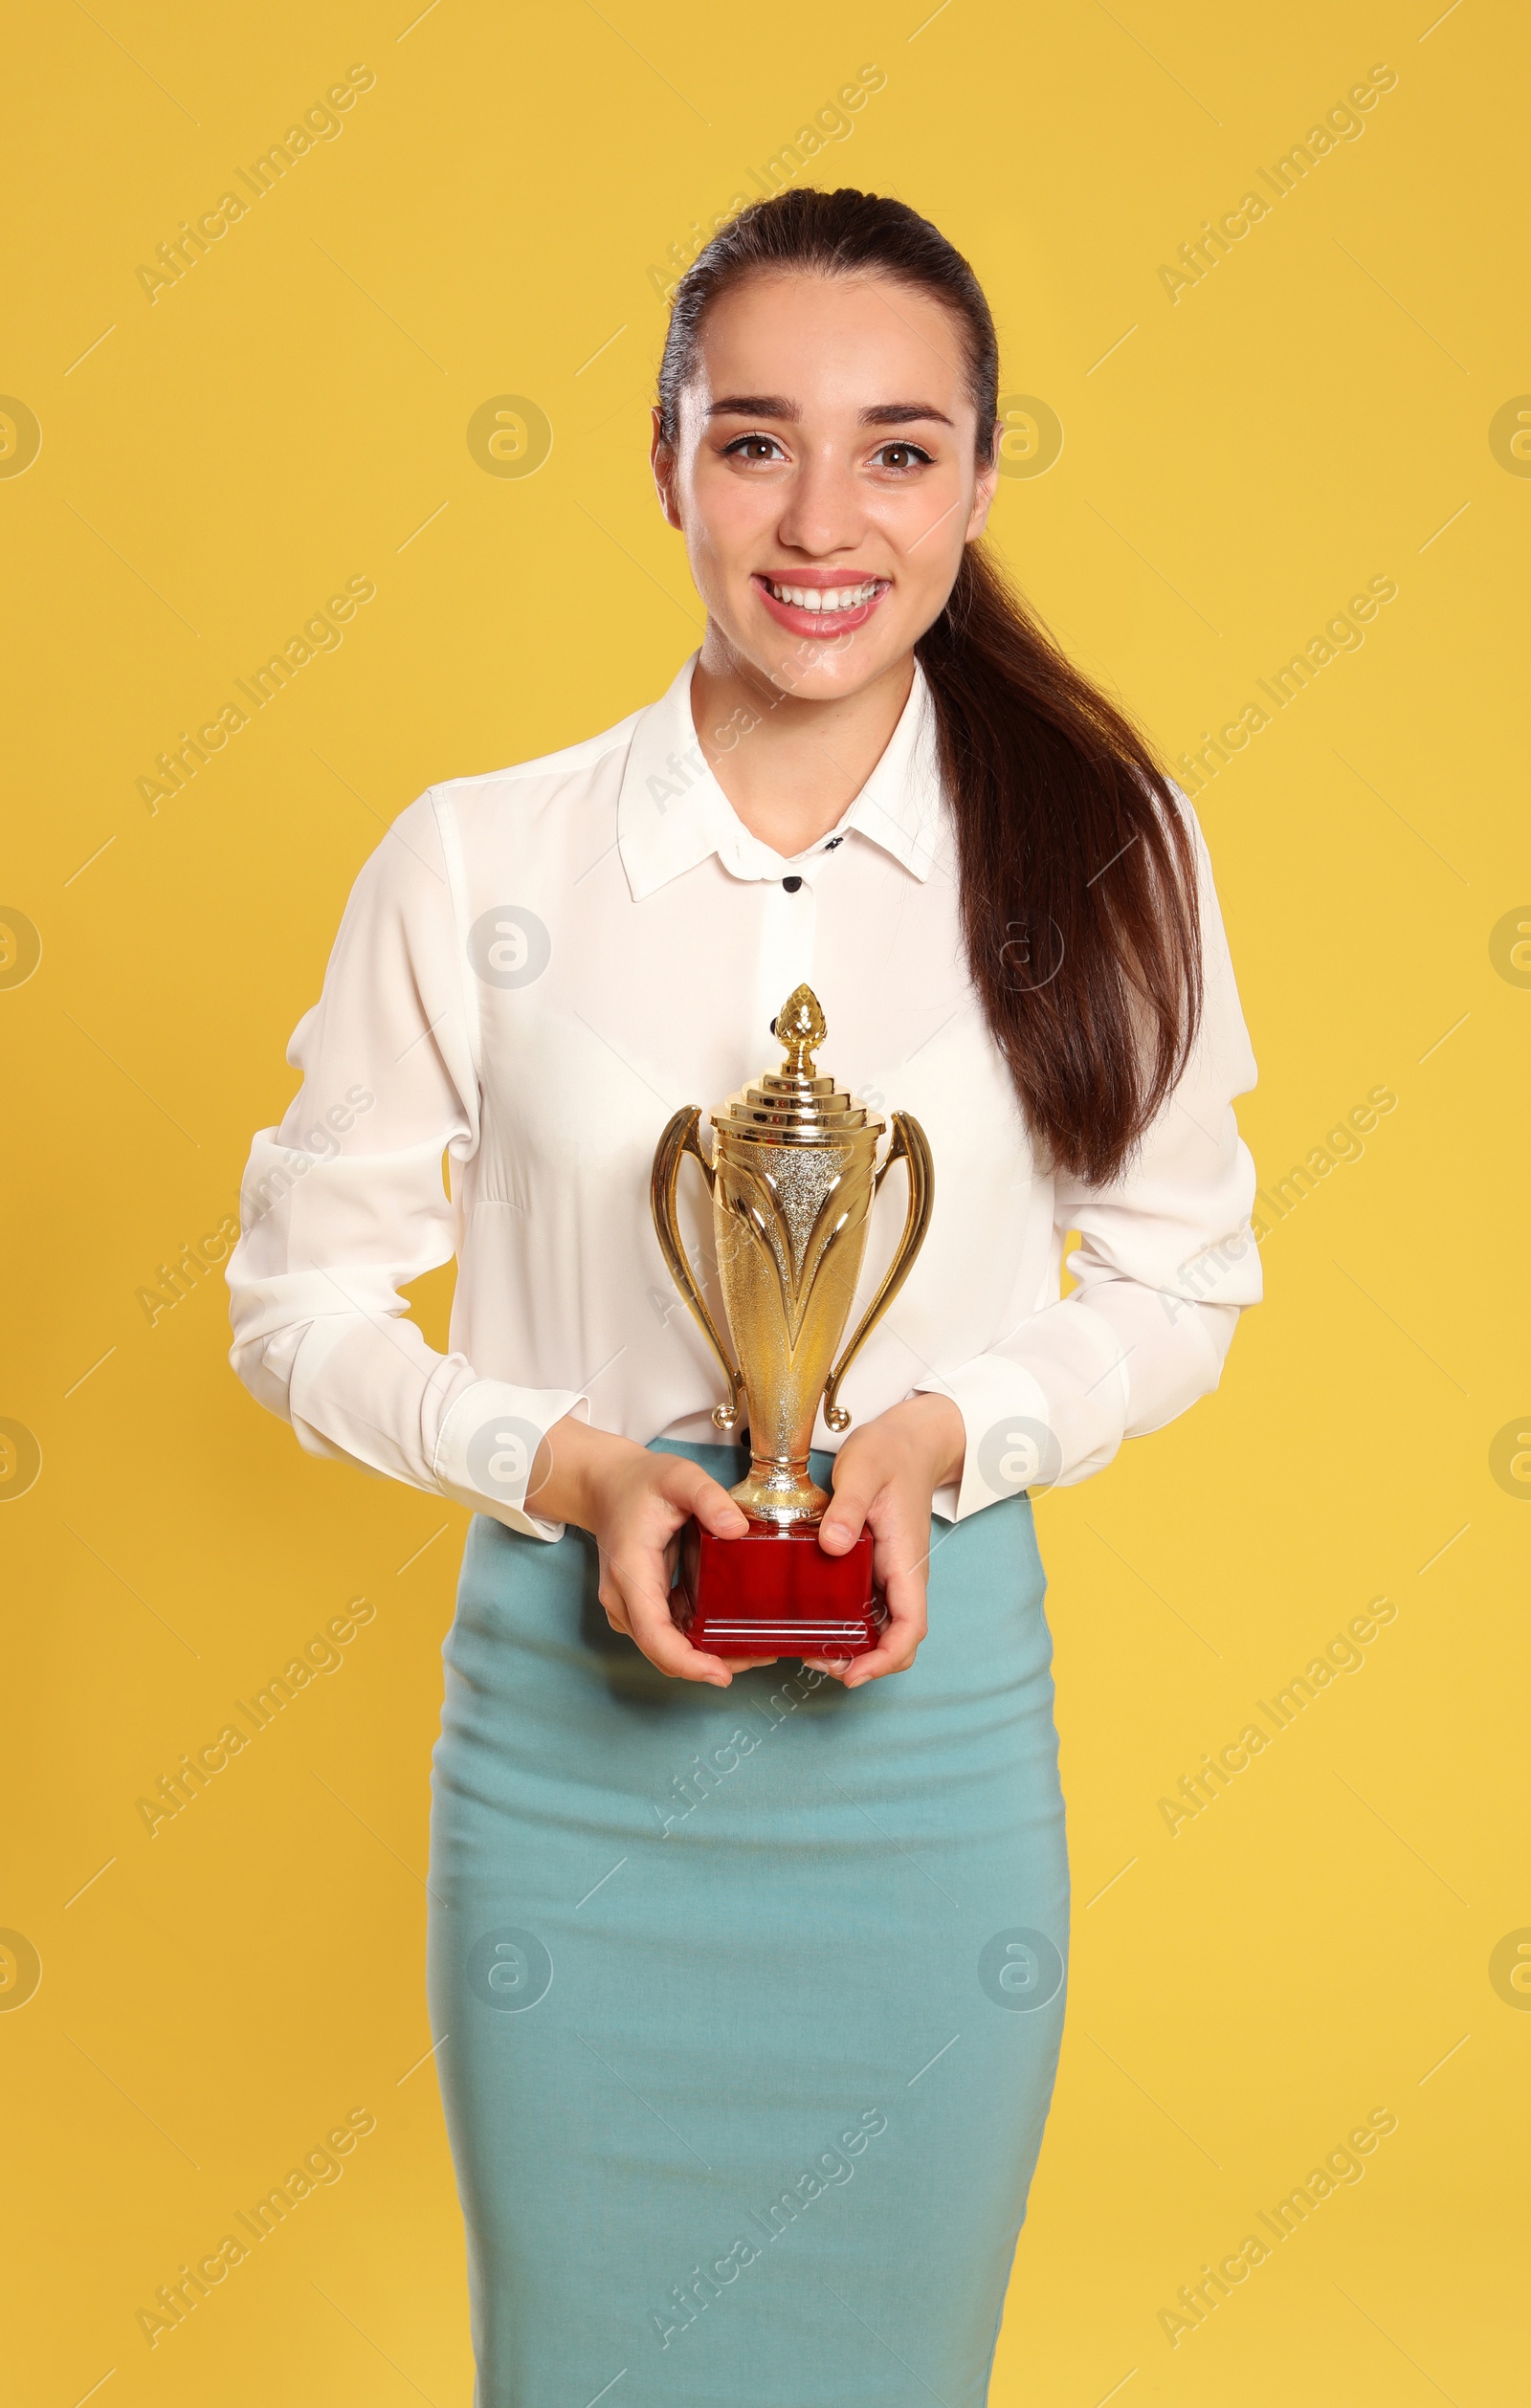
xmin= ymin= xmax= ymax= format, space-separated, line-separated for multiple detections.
xmin=844 ymin=1590 xmax=926 ymax=1686
xmin=652 ymin=1466 xmax=767 ymax=1661
xmin=840 ymin=1611 xmax=923 ymax=1687
xmin=819 ymin=1462 xmax=876 ymax=1553
xmin=604 ymin=1550 xmax=766 ymax=1666
xmin=843 ymin=1533 xmax=929 ymax=1688
xmin=615 ymin=1557 xmax=738 ymax=1685
xmin=673 ymin=1465 xmax=750 ymax=1540
xmin=799 ymin=1569 xmax=921 ymax=1682
xmin=798 ymin=1651 xmax=856 ymax=1681
xmin=797 ymin=1605 xmax=916 ymax=1684
xmin=595 ymin=1556 xmax=633 ymax=1637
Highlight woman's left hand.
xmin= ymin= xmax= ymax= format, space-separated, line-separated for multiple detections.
xmin=805 ymin=1392 xmax=966 ymax=1690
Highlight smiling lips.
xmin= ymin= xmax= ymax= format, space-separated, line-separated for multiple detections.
xmin=753 ymin=572 xmax=891 ymax=636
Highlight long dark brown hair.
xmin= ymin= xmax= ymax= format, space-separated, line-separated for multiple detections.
xmin=656 ymin=187 xmax=1202 ymax=1188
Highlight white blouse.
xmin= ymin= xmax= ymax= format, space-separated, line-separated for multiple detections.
xmin=228 ymin=652 xmax=1261 ymax=1540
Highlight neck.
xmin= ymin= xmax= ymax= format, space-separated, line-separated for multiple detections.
xmin=689 ymin=633 xmax=917 ymax=859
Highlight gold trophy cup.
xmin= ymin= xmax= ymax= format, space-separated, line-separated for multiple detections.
xmin=650 ymin=984 xmax=933 ymax=1656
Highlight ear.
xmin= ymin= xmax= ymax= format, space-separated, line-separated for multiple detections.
xmin=651 ymin=406 xmax=682 ymax=529
xmin=965 ymin=420 xmax=1001 ymax=542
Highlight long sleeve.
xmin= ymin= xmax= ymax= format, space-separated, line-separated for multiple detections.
xmin=226 ymin=792 xmax=587 ymax=1539
xmin=919 ymin=804 xmax=1261 ymax=1521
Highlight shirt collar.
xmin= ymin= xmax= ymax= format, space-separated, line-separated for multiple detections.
xmin=616 ymin=651 xmax=943 ymax=902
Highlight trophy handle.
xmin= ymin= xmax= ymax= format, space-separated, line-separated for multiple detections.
xmin=650 ymin=1106 xmax=744 ymax=1432
xmin=822 ymin=1111 xmax=935 ymax=1434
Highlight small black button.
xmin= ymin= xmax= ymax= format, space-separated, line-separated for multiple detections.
xmin=824 ymin=836 xmax=843 ymax=851
xmin=783 ymin=874 xmax=803 ymax=893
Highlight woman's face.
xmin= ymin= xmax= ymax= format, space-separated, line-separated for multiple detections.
xmin=653 ymin=270 xmax=999 ymax=701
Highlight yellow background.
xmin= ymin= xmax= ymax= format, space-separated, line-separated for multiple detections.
xmin=3 ymin=2 xmax=1525 ymax=2401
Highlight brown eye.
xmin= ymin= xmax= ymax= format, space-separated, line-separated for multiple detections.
xmin=723 ymin=433 xmax=785 ymax=462
xmin=871 ymin=442 xmax=932 ymax=472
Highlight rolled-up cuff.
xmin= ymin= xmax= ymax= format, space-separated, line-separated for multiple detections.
xmin=433 ymin=1381 xmax=589 ymax=1541
xmin=915 ymin=1356 xmax=1058 ymax=1524
xmin=915 ymin=1296 xmax=1132 ymax=1519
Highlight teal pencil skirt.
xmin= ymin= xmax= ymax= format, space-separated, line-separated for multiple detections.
xmin=428 ymin=1441 xmax=1069 ymax=2408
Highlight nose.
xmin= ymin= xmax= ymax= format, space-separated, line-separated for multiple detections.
xmin=772 ymin=445 xmax=868 ymax=559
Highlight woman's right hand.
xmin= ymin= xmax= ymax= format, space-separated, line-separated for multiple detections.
xmin=532 ymin=1417 xmax=777 ymax=1686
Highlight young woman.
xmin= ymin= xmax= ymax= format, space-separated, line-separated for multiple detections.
xmin=230 ymin=188 xmax=1259 ymax=2405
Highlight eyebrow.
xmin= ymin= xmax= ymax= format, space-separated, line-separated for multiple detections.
xmin=706 ymin=394 xmax=956 ymax=429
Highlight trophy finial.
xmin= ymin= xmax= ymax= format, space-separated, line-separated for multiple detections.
xmin=775 ymin=984 xmax=826 ymax=1078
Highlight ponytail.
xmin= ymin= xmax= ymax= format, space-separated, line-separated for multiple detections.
xmin=658 ymin=188 xmax=1203 ymax=1187
xmin=918 ymin=543 xmax=1201 ymax=1185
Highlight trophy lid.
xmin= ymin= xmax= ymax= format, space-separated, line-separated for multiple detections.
xmin=711 ymin=984 xmax=877 ymax=1147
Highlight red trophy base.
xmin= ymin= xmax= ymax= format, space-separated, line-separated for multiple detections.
xmin=672 ymin=1518 xmax=887 ymax=1659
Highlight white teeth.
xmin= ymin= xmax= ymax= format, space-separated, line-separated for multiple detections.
xmin=766 ymin=579 xmax=881 ymax=611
